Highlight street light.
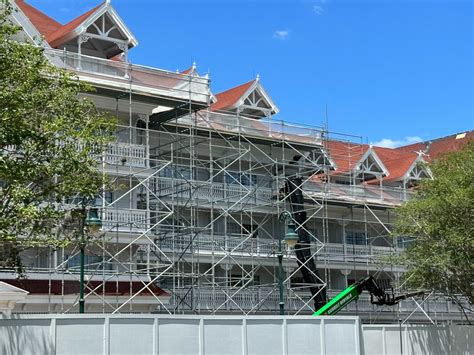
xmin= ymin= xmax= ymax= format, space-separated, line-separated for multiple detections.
xmin=278 ymin=211 xmax=299 ymax=315
xmin=79 ymin=207 xmax=102 ymax=314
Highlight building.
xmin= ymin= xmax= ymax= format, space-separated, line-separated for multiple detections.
xmin=4 ymin=1 xmax=472 ymax=322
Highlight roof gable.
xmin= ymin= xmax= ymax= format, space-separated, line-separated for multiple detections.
xmin=211 ymin=80 xmax=255 ymax=111
xmin=356 ymin=148 xmax=388 ymax=177
xmin=210 ymin=76 xmax=279 ymax=117
xmin=14 ymin=1 xmax=138 ymax=58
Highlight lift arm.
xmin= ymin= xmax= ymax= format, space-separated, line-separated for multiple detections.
xmin=313 ymin=276 xmax=423 ymax=316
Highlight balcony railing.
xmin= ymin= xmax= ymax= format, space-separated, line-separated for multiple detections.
xmin=152 ymin=176 xmax=410 ymax=206
xmin=105 ymin=142 xmax=147 ymax=168
xmin=44 ymin=49 xmax=210 ymax=104
xmin=171 ymin=288 xmax=465 ymax=315
xmin=154 ymin=178 xmax=275 ymax=206
xmin=321 ymin=243 xmax=399 ymax=261
xmin=176 ymin=111 xmax=324 ymax=146
xmin=149 ymin=233 xmax=397 ymax=263
xmin=102 ymin=208 xmax=149 ymax=232
xmin=304 ymin=180 xmax=413 ymax=204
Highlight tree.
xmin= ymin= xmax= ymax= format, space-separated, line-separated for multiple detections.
xmin=0 ymin=4 xmax=116 ymax=269
xmin=395 ymin=141 xmax=474 ymax=310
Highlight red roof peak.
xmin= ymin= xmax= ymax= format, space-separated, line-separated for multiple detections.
xmin=47 ymin=3 xmax=103 ymax=45
xmin=210 ymin=79 xmax=256 ymax=112
xmin=16 ymin=0 xmax=104 ymax=46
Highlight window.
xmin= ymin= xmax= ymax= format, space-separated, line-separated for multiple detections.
xmin=95 ymin=191 xmax=113 ymax=206
xmin=345 ymin=231 xmax=367 ymax=245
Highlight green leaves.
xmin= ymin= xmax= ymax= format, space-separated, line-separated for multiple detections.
xmin=395 ymin=141 xmax=474 ymax=305
xmin=0 ymin=4 xmax=116 ymax=267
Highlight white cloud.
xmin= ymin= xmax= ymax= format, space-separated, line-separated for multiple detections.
xmin=313 ymin=5 xmax=324 ymax=15
xmin=273 ymin=29 xmax=290 ymax=40
xmin=372 ymin=136 xmax=423 ymax=148
xmin=59 ymin=7 xmax=70 ymax=13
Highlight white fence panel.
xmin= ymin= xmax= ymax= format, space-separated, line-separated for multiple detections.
xmin=362 ymin=324 xmax=473 ymax=355
xmin=0 ymin=315 xmax=361 ymax=355
xmin=1 ymin=315 xmax=472 ymax=354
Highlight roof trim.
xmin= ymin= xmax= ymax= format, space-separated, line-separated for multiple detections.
xmin=355 ymin=147 xmax=389 ymax=177
xmin=11 ymin=1 xmax=53 ymax=48
xmin=402 ymin=154 xmax=433 ymax=181
xmin=234 ymin=79 xmax=280 ymax=115
xmin=48 ymin=2 xmax=138 ymax=49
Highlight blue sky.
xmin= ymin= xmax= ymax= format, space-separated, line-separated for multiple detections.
xmin=29 ymin=0 xmax=473 ymax=147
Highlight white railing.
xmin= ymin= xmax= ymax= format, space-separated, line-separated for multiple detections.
xmin=154 ymin=176 xmax=410 ymax=207
xmin=154 ymin=234 xmax=396 ymax=263
xmin=105 ymin=142 xmax=147 ymax=168
xmin=304 ymin=180 xmax=413 ymax=204
xmin=156 ymin=234 xmax=275 ymax=256
xmin=101 ymin=208 xmax=148 ymax=232
xmin=321 ymin=243 xmax=398 ymax=261
xmin=172 ymin=288 xmax=466 ymax=315
xmin=176 ymin=111 xmax=324 ymax=146
xmin=154 ymin=178 xmax=275 ymax=206
xmin=44 ymin=49 xmax=210 ymax=104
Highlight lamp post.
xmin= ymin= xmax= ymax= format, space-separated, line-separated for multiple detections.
xmin=278 ymin=211 xmax=299 ymax=315
xmin=79 ymin=207 xmax=102 ymax=314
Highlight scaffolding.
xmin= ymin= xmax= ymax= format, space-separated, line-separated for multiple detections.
xmin=7 ymin=48 xmax=468 ymax=323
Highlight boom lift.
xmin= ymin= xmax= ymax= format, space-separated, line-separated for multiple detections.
xmin=313 ymin=276 xmax=423 ymax=316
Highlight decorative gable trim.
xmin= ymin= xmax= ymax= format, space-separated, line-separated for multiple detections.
xmin=355 ymin=148 xmax=389 ymax=178
xmin=403 ymin=155 xmax=432 ymax=182
xmin=49 ymin=2 xmax=138 ymax=49
xmin=233 ymin=77 xmax=279 ymax=117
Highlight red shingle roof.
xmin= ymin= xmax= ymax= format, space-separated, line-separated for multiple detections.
xmin=210 ymin=80 xmax=255 ymax=111
xmin=424 ymin=131 xmax=473 ymax=160
xmin=373 ymin=147 xmax=418 ymax=182
xmin=15 ymin=0 xmax=103 ymax=47
xmin=394 ymin=131 xmax=473 ymax=162
xmin=48 ymin=3 xmax=103 ymax=46
xmin=15 ymin=0 xmax=62 ymax=39
xmin=324 ymin=140 xmax=369 ymax=173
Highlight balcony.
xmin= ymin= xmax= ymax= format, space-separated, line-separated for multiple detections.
xmin=321 ymin=243 xmax=399 ymax=262
xmin=102 ymin=208 xmax=149 ymax=233
xmin=154 ymin=178 xmax=275 ymax=207
xmin=44 ymin=49 xmax=210 ymax=106
xmin=105 ymin=142 xmax=147 ymax=168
